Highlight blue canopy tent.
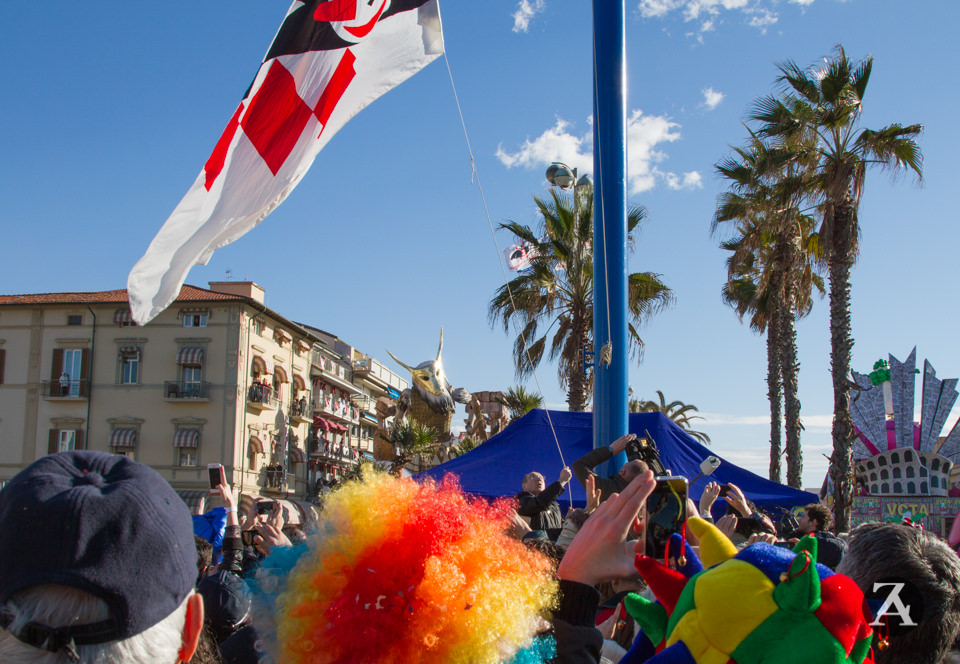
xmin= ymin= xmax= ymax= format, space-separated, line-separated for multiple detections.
xmin=419 ymin=409 xmax=816 ymax=513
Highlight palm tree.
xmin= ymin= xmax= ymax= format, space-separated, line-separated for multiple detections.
xmin=632 ymin=390 xmax=711 ymax=445
xmin=497 ymin=385 xmax=544 ymax=422
xmin=714 ymin=132 xmax=824 ymax=487
xmin=449 ymin=435 xmax=481 ymax=457
xmin=751 ymin=46 xmax=922 ymax=528
xmin=489 ymin=189 xmax=673 ymax=411
xmin=386 ymin=420 xmax=438 ymax=476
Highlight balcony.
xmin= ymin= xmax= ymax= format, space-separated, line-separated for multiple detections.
xmin=41 ymin=380 xmax=90 ymax=400
xmin=247 ymin=384 xmax=279 ymax=411
xmin=261 ymin=464 xmax=287 ymax=492
xmin=289 ymin=397 xmax=312 ymax=425
xmin=312 ymin=397 xmax=360 ymax=424
xmin=163 ymin=381 xmax=210 ymax=401
xmin=309 ymin=436 xmax=361 ymax=463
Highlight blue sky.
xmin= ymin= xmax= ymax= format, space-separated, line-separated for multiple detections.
xmin=2 ymin=0 xmax=957 ymax=489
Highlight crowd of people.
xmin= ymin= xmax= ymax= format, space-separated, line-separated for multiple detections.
xmin=2 ymin=437 xmax=960 ymax=663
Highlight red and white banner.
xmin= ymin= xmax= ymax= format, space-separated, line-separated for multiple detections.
xmin=128 ymin=0 xmax=444 ymax=324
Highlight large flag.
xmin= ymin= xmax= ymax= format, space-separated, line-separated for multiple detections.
xmin=128 ymin=0 xmax=444 ymax=324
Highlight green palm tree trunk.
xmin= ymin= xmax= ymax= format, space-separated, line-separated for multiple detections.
xmin=829 ymin=205 xmax=857 ymax=533
xmin=781 ymin=296 xmax=802 ymax=488
xmin=766 ymin=313 xmax=783 ymax=483
xmin=567 ymin=314 xmax=590 ymax=412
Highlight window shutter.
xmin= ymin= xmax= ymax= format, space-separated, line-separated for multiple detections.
xmin=48 ymin=429 xmax=59 ymax=455
xmin=76 ymin=429 xmax=85 ymax=450
xmin=51 ymin=348 xmax=63 ymax=380
xmin=80 ymin=349 xmax=90 ymax=380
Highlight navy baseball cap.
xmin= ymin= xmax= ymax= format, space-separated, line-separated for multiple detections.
xmin=0 ymin=451 xmax=196 ymax=655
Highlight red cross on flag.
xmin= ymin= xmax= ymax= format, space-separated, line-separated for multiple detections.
xmin=128 ymin=0 xmax=444 ymax=324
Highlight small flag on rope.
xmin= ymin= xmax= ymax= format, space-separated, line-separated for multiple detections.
xmin=128 ymin=0 xmax=444 ymax=324
xmin=504 ymin=243 xmax=536 ymax=271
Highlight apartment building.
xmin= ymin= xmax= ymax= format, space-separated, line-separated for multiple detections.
xmin=0 ymin=282 xmax=320 ymax=513
xmin=299 ymin=325 xmax=408 ymax=483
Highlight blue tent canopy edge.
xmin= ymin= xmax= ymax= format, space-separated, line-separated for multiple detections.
xmin=417 ymin=409 xmax=816 ymax=513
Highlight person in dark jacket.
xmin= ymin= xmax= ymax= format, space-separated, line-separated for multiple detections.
xmin=516 ymin=467 xmax=572 ymax=541
xmin=572 ymin=433 xmax=649 ymax=503
xmin=783 ymin=503 xmax=846 ymax=570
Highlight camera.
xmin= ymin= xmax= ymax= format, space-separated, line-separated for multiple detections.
xmin=625 ymin=435 xmax=666 ymax=476
xmin=257 ymin=500 xmax=276 ymax=516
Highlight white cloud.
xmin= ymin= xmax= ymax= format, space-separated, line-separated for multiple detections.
xmin=636 ymin=0 xmax=804 ymax=38
xmin=512 ymin=0 xmax=546 ymax=33
xmin=496 ymin=112 xmax=701 ymax=195
xmin=701 ymin=86 xmax=725 ymax=110
xmin=747 ymin=8 xmax=778 ymax=31
xmin=698 ymin=412 xmax=833 ymax=431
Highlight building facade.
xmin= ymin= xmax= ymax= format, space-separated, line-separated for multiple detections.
xmin=0 ymin=283 xmax=322 ymax=513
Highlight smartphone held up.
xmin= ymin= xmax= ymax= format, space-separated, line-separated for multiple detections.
xmin=643 ymin=475 xmax=689 ymax=561
xmin=207 ymin=463 xmax=225 ymax=490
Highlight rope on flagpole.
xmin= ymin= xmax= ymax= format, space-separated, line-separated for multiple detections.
xmin=441 ymin=50 xmax=571 ymax=506
xmin=591 ymin=32 xmax=613 ymax=367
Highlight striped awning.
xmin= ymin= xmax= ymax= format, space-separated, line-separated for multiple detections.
xmin=176 ymin=490 xmax=208 ymax=516
xmin=179 ymin=307 xmax=210 ymax=317
xmin=114 ymin=308 xmax=134 ymax=324
xmin=173 ymin=428 xmax=200 ymax=448
xmin=248 ymin=435 xmax=264 ymax=455
xmin=118 ymin=345 xmax=140 ymax=356
xmin=109 ymin=428 xmax=137 ymax=448
xmin=176 ymin=347 xmax=204 ymax=365
xmin=292 ymin=374 xmax=307 ymax=392
xmin=289 ymin=447 xmax=307 ymax=463
xmin=274 ymin=365 xmax=289 ymax=383
xmin=251 ymin=355 xmax=269 ymax=375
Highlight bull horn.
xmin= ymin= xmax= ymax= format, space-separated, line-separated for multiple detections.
xmin=436 ymin=327 xmax=444 ymax=362
xmin=386 ymin=349 xmax=414 ymax=373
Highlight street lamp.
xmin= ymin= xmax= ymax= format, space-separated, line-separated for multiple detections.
xmin=545 ymin=162 xmax=593 ymax=221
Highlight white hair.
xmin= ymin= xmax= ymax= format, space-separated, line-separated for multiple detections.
xmin=0 ymin=584 xmax=189 ymax=664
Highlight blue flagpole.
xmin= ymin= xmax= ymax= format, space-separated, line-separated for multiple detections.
xmin=592 ymin=0 xmax=629 ymax=473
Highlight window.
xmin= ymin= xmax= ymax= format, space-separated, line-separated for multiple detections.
xmin=48 ymin=428 xmax=83 ymax=454
xmin=181 ymin=365 xmax=203 ymax=395
xmin=891 ymin=452 xmax=900 ymax=464
xmin=109 ymin=426 xmax=138 ymax=459
xmin=880 ymin=469 xmax=889 ymax=480
xmin=183 ymin=313 xmax=208 ymax=328
xmin=906 ymin=466 xmax=915 ymax=478
xmin=60 ymin=348 xmax=85 ymax=396
xmin=118 ymin=347 xmax=140 ymax=384
xmin=932 ymin=458 xmax=941 ymax=471
xmin=253 ymin=319 xmax=264 ymax=335
xmin=178 ymin=447 xmax=198 ymax=466
xmin=904 ymin=450 xmax=913 ymax=462
xmin=866 ymin=460 xmax=875 ymax=470
xmin=893 ymin=482 xmax=903 ymax=494
xmin=907 ymin=482 xmax=916 ymax=494
xmin=0 ymin=348 xmax=5 ymax=384
xmin=881 ymin=483 xmax=889 ymax=494
xmin=870 ymin=472 xmax=877 ymax=482
xmin=893 ymin=467 xmax=901 ymax=479
xmin=878 ymin=456 xmax=887 ymax=466
xmin=59 ymin=430 xmax=76 ymax=452
xmin=67 ymin=315 xmax=82 ymax=326
xmin=932 ymin=476 xmax=939 ymax=489
xmin=174 ymin=427 xmax=201 ymax=466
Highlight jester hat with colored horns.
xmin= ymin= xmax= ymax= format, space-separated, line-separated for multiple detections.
xmin=620 ymin=517 xmax=876 ymax=664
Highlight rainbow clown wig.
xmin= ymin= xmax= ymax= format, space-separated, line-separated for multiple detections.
xmin=248 ymin=472 xmax=558 ymax=664
xmin=621 ymin=517 xmax=876 ymax=664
